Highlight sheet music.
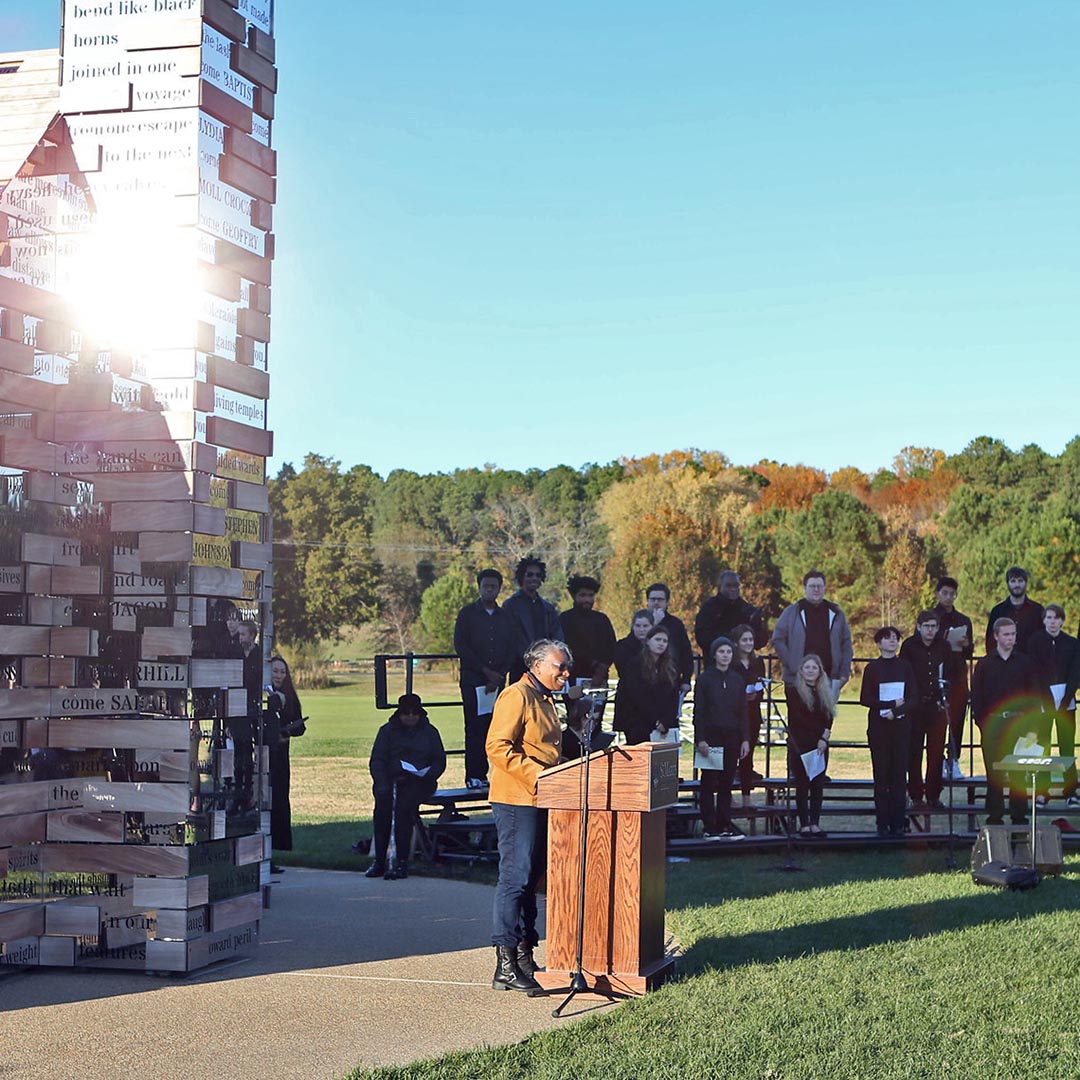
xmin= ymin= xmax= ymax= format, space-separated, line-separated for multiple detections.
xmin=801 ymin=748 xmax=826 ymax=781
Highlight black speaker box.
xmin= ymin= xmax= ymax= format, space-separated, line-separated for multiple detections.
xmin=970 ymin=824 xmax=1063 ymax=884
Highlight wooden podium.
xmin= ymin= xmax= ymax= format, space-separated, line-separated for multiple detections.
xmin=534 ymin=742 xmax=680 ymax=996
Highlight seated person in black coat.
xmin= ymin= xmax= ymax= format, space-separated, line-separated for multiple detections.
xmin=366 ymin=694 xmax=446 ymax=880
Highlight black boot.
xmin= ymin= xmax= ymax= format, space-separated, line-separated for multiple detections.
xmin=385 ymin=860 xmax=408 ymax=880
xmin=516 ymin=942 xmax=541 ymax=978
xmin=364 ymin=860 xmax=386 ymax=879
xmin=492 ymin=946 xmax=541 ymax=993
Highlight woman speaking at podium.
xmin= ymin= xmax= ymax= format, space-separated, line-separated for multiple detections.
xmin=485 ymin=638 xmax=572 ymax=996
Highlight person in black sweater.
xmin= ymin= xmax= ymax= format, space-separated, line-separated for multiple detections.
xmin=971 ymin=618 xmax=1046 ymax=825
xmin=503 ymin=557 xmax=562 ymax=682
xmin=932 ymin=576 xmax=975 ymax=776
xmin=899 ymin=611 xmax=951 ymax=809
xmin=693 ymin=637 xmax=749 ymax=838
xmin=366 ymin=694 xmax=446 ymax=879
xmin=644 ymin=583 xmax=694 ymax=693
xmin=1027 ymin=605 xmax=1079 ymax=805
xmin=861 ymin=627 xmax=917 ymax=837
xmin=985 ymin=566 xmax=1044 ymax=653
xmin=264 ymin=656 xmax=306 ymax=860
xmin=454 ymin=568 xmax=517 ymax=788
xmin=613 ymin=609 xmax=652 ymax=680
xmin=786 ymin=654 xmax=836 ymax=836
xmin=694 ymin=571 xmax=769 ymax=654
xmin=731 ymin=622 xmax=767 ymax=808
xmin=614 ymin=624 xmax=681 ymax=744
xmin=558 ymin=575 xmax=617 ymax=689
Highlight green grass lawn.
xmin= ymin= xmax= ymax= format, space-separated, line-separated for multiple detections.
xmin=346 ymin=848 xmax=1080 ymax=1080
xmin=281 ymin=674 xmax=468 ymax=870
xmin=287 ymin=677 xmax=1079 ymax=1080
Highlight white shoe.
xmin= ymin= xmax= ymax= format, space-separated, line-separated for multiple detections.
xmin=465 ymin=777 xmax=488 ymax=790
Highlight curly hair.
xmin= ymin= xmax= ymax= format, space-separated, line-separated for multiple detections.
xmin=515 ymin=556 xmax=546 ymax=586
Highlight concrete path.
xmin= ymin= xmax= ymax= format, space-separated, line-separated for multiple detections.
xmin=1 ymin=868 xmax=623 ymax=1080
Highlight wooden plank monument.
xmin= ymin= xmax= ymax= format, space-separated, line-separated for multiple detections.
xmin=0 ymin=0 xmax=277 ymax=973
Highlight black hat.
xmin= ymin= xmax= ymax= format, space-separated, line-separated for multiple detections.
xmin=709 ymin=635 xmax=735 ymax=656
xmin=394 ymin=693 xmax=427 ymax=718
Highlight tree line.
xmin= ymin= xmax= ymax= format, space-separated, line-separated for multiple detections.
xmin=268 ymin=436 xmax=1080 ymax=658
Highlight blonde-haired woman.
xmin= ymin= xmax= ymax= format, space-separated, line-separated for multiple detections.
xmin=786 ymin=654 xmax=836 ymax=837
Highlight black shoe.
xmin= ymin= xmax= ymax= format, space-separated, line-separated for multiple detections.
xmin=493 ymin=946 xmax=542 ymax=993
xmin=364 ymin=861 xmax=386 ymax=878
xmin=385 ymin=860 xmax=409 ymax=880
xmin=516 ymin=942 xmax=541 ymax=978
xmin=270 ymin=863 xmax=285 ymax=874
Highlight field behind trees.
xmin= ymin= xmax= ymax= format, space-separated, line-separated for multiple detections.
xmin=268 ymin=436 xmax=1080 ymax=662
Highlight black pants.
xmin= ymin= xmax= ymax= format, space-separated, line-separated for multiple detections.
xmin=868 ymin=717 xmax=909 ymax=834
xmin=979 ymin=714 xmax=1028 ymax=824
xmin=699 ymin=734 xmax=740 ymax=833
xmin=945 ymin=680 xmax=970 ymax=765
xmin=908 ymin=703 xmax=947 ymax=802
xmin=372 ymin=775 xmax=436 ymax=864
xmin=228 ymin=715 xmax=253 ymax=811
xmin=787 ymin=740 xmax=828 ymax=828
xmin=738 ymin=707 xmax=763 ymax=795
xmin=460 ymin=682 xmax=498 ymax=782
xmin=269 ymin=739 xmax=292 ymax=850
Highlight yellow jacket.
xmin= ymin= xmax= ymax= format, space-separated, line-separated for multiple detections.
xmin=486 ymin=675 xmax=562 ymax=806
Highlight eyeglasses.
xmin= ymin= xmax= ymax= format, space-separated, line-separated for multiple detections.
xmin=545 ymin=659 xmax=571 ymax=674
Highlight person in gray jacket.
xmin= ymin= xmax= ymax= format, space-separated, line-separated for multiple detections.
xmin=771 ymin=569 xmax=854 ymax=699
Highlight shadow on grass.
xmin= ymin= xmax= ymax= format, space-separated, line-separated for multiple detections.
xmin=665 ymin=845 xmax=1024 ymax=908
xmin=282 ymin=819 xmax=372 ymax=872
xmin=678 ymin=872 xmax=1077 ymax=975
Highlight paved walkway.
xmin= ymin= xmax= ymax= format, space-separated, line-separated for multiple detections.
xmin=1 ymin=869 xmax=623 ymax=1080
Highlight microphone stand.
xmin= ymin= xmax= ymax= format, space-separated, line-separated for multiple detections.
xmin=939 ymin=690 xmax=958 ymax=870
xmin=552 ymin=693 xmax=625 ymax=1017
xmin=764 ymin=718 xmax=804 ymax=874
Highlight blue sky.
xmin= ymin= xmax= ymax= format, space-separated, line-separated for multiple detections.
xmin=7 ymin=3 xmax=1079 ymax=478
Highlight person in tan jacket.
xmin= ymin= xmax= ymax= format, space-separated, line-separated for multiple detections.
xmin=485 ymin=637 xmax=572 ymax=994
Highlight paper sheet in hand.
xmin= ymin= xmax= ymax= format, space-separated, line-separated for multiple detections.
xmin=694 ymin=746 xmax=724 ymax=771
xmin=1051 ymin=683 xmax=1067 ymax=710
xmin=1012 ymin=734 xmax=1044 ymax=756
xmin=879 ymin=682 xmax=905 ymax=705
xmin=475 ymin=686 xmax=498 ymax=716
xmin=946 ymin=625 xmax=968 ymax=646
xmin=800 ymin=748 xmax=826 ymax=780
xmin=400 ymin=760 xmax=430 ymax=777
xmin=651 ymin=724 xmax=683 ymax=748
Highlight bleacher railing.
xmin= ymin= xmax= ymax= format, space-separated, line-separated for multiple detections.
xmin=373 ymin=651 xmax=984 ymax=777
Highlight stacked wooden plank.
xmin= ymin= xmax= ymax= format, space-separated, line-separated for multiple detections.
xmin=0 ymin=0 xmax=276 ymax=973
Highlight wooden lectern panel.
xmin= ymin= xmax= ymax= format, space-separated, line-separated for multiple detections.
xmin=544 ymin=808 xmax=668 ymax=982
xmin=537 ymin=743 xmax=680 ymax=813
